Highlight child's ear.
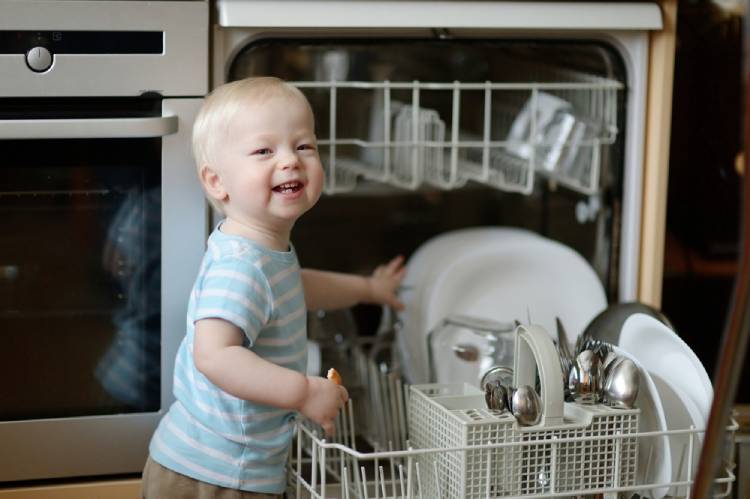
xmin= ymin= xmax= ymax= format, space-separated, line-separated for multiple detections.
xmin=200 ymin=165 xmax=228 ymax=202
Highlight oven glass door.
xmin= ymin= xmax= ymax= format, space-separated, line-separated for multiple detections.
xmin=0 ymin=98 xmax=164 ymax=421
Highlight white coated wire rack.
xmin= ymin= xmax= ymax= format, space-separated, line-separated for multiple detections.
xmin=293 ymin=67 xmax=621 ymax=196
xmin=286 ymin=336 xmax=738 ymax=499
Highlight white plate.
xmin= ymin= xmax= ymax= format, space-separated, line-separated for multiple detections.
xmin=651 ymin=373 xmax=705 ymax=491
xmin=612 ymin=346 xmax=672 ymax=499
xmin=619 ymin=314 xmax=714 ymax=422
xmin=396 ymin=227 xmax=540 ymax=383
xmin=400 ymin=227 xmax=540 ymax=291
xmin=421 ymin=237 xmax=606 ymax=385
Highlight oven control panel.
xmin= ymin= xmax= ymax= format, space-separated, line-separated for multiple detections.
xmin=0 ymin=31 xmax=163 ymax=73
xmin=1 ymin=0 xmax=208 ymax=98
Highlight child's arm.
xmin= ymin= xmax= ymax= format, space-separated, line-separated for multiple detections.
xmin=193 ymin=318 xmax=348 ymax=436
xmin=301 ymin=255 xmax=406 ymax=311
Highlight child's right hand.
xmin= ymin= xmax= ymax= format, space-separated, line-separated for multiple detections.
xmin=300 ymin=376 xmax=348 ymax=436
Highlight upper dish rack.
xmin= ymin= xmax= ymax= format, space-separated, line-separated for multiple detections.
xmin=293 ymin=67 xmax=622 ymax=196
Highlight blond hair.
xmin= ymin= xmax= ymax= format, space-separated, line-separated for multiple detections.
xmin=192 ymin=77 xmax=313 ymax=213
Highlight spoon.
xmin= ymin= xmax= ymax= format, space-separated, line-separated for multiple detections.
xmin=571 ymin=349 xmax=603 ymax=404
xmin=511 ymin=385 xmax=542 ymax=426
xmin=602 ymin=357 xmax=639 ymax=408
xmin=484 ymin=380 xmax=510 ymax=412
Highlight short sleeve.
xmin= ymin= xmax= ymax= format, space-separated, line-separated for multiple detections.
xmin=193 ymin=257 xmax=273 ymax=345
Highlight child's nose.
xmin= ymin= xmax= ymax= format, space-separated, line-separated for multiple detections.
xmin=278 ymin=149 xmax=299 ymax=169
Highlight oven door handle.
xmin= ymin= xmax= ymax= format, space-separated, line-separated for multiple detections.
xmin=0 ymin=115 xmax=178 ymax=139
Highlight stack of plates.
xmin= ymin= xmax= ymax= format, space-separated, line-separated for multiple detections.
xmin=616 ymin=313 xmax=714 ymax=498
xmin=396 ymin=227 xmax=607 ymax=385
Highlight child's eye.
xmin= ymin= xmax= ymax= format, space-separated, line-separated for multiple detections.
xmin=252 ymin=148 xmax=272 ymax=156
xmin=297 ymin=144 xmax=315 ymax=151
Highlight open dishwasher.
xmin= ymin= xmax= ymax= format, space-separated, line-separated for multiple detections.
xmin=211 ymin=3 xmax=739 ymax=496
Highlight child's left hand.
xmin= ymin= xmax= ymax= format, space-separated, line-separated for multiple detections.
xmin=368 ymin=255 xmax=407 ymax=311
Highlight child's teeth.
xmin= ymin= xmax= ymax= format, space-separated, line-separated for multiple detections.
xmin=275 ymin=181 xmax=301 ymax=193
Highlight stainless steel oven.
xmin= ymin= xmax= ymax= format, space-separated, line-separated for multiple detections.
xmin=0 ymin=0 xmax=208 ymax=482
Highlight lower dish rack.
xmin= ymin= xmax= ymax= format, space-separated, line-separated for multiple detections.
xmin=287 ymin=334 xmax=738 ymax=499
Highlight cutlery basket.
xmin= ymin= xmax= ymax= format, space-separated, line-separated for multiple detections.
xmin=408 ymin=324 xmax=640 ymax=498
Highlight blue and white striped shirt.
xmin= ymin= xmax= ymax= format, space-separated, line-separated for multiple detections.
xmin=150 ymin=226 xmax=307 ymax=494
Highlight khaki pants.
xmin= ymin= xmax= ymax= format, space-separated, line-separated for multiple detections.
xmin=141 ymin=456 xmax=282 ymax=499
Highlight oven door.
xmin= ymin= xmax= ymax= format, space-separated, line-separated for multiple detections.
xmin=0 ymin=97 xmax=206 ymax=482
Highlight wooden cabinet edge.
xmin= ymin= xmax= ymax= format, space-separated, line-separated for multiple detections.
xmin=0 ymin=479 xmax=141 ymax=499
xmin=638 ymin=0 xmax=678 ymax=308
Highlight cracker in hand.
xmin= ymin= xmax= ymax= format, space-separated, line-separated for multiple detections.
xmin=327 ymin=368 xmax=342 ymax=386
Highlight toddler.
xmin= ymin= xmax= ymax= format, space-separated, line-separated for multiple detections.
xmin=142 ymin=77 xmax=405 ymax=498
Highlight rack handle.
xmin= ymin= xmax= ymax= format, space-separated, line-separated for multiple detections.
xmin=512 ymin=324 xmax=564 ymax=426
xmin=0 ymin=116 xmax=178 ymax=139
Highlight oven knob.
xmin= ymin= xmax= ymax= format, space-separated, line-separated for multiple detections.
xmin=26 ymin=46 xmax=53 ymax=73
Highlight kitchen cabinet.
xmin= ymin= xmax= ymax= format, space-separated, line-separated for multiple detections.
xmin=0 ymin=480 xmax=140 ymax=499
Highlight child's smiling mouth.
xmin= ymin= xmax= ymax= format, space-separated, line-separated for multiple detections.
xmin=272 ymin=181 xmax=304 ymax=195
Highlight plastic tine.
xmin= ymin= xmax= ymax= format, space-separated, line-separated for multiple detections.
xmin=369 ymin=361 xmax=386 ymax=444
xmin=671 ymin=442 xmax=688 ymax=498
xmin=311 ymin=435 xmax=318 ymax=492
xmin=389 ymin=441 xmax=397 ymax=498
xmin=353 ymin=452 xmax=364 ymax=499
xmin=644 ymin=444 xmax=655 ymax=499
xmin=399 ymin=464 xmax=406 ymax=499
xmin=381 ymin=370 xmax=394 ymax=445
xmin=415 ymin=462 xmax=424 ymax=499
xmin=360 ymin=467 xmax=369 ymax=499
xmin=320 ymin=446 xmax=326 ymax=496
xmin=343 ymin=466 xmax=351 ymax=499
xmin=373 ymin=458 xmax=380 ymax=499
xmin=379 ymin=466 xmax=387 ymax=499
xmin=395 ymin=377 xmax=407 ymax=449
xmin=389 ymin=374 xmax=401 ymax=448
xmin=406 ymin=451 xmax=414 ymax=499
xmin=341 ymin=400 xmax=349 ymax=447
xmin=340 ymin=452 xmax=345 ymax=499
xmin=686 ymin=425 xmax=696 ymax=498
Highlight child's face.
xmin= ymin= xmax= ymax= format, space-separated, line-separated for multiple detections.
xmin=215 ymin=95 xmax=324 ymax=229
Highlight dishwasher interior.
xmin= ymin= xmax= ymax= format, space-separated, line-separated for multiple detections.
xmin=222 ymin=37 xmax=738 ymax=498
